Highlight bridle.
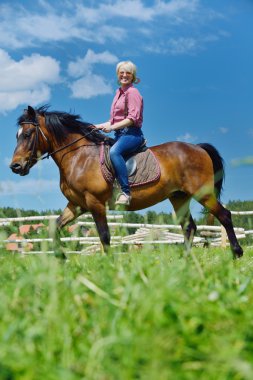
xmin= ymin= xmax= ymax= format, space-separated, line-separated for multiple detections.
xmin=19 ymin=119 xmax=102 ymax=168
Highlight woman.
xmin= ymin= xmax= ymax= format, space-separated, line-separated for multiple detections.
xmin=96 ymin=60 xmax=145 ymax=205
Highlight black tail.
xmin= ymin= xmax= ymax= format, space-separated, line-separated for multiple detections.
xmin=197 ymin=143 xmax=225 ymax=199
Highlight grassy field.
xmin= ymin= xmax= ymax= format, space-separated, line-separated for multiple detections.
xmin=0 ymin=246 xmax=253 ymax=380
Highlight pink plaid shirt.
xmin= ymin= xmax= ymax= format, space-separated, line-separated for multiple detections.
xmin=110 ymin=84 xmax=143 ymax=128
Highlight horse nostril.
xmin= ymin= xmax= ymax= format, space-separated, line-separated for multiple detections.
xmin=10 ymin=162 xmax=22 ymax=172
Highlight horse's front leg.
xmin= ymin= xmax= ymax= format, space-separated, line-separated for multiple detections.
xmin=87 ymin=195 xmax=110 ymax=254
xmin=56 ymin=202 xmax=83 ymax=229
xmin=52 ymin=202 xmax=84 ymax=259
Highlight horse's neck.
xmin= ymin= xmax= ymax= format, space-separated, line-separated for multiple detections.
xmin=50 ymin=134 xmax=98 ymax=168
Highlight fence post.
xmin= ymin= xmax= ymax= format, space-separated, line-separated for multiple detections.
xmin=221 ymin=226 xmax=227 ymax=248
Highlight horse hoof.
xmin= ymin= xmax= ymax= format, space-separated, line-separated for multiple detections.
xmin=233 ymin=245 xmax=243 ymax=259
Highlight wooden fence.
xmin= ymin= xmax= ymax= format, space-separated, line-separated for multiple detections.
xmin=0 ymin=211 xmax=252 ymax=255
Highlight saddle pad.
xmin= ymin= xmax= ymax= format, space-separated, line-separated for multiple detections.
xmin=100 ymin=144 xmax=161 ymax=187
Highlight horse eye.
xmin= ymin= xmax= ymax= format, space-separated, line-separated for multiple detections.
xmin=23 ymin=130 xmax=33 ymax=138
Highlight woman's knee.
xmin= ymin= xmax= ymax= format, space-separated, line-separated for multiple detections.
xmin=110 ymin=146 xmax=118 ymax=161
xmin=110 ymin=147 xmax=124 ymax=166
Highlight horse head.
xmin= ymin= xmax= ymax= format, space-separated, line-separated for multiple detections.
xmin=10 ymin=105 xmax=49 ymax=176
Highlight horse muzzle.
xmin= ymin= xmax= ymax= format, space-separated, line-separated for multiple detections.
xmin=10 ymin=160 xmax=30 ymax=176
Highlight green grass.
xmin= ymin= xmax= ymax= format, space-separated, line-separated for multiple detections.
xmin=0 ymin=246 xmax=253 ymax=380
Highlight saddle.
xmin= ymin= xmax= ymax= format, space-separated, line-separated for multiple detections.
xmin=100 ymin=142 xmax=161 ymax=187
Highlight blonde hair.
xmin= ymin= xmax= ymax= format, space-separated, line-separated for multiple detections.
xmin=116 ymin=61 xmax=139 ymax=84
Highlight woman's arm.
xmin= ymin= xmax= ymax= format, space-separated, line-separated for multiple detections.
xmin=94 ymin=121 xmax=111 ymax=129
xmin=96 ymin=118 xmax=134 ymax=133
xmin=110 ymin=118 xmax=134 ymax=131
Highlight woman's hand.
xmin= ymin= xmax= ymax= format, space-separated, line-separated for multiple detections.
xmin=94 ymin=122 xmax=112 ymax=133
xmin=101 ymin=125 xmax=113 ymax=133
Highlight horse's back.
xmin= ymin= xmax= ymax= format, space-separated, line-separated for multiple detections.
xmin=149 ymin=141 xmax=209 ymax=164
xmin=148 ymin=141 xmax=215 ymax=194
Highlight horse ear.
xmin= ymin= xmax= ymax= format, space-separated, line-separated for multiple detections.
xmin=27 ymin=105 xmax=36 ymax=119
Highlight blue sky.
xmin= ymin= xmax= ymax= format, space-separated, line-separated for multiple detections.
xmin=0 ymin=0 xmax=253 ymax=214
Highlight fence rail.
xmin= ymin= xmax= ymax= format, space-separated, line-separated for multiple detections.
xmin=1 ymin=211 xmax=252 ymax=255
xmin=0 ymin=213 xmax=123 ymax=225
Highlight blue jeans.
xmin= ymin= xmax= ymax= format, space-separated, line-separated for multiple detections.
xmin=110 ymin=131 xmax=144 ymax=195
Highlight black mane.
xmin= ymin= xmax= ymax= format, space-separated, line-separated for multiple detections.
xmin=18 ymin=105 xmax=114 ymax=145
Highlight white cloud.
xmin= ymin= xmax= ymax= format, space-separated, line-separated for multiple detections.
xmin=220 ymin=127 xmax=229 ymax=134
xmin=0 ymin=87 xmax=51 ymax=114
xmin=70 ymin=74 xmax=113 ymax=99
xmin=0 ymin=179 xmax=59 ymax=195
xmin=0 ymin=1 xmax=231 ymax=106
xmin=95 ymin=0 xmax=155 ymax=22
xmin=154 ymin=0 xmax=199 ymax=19
xmin=168 ymin=37 xmax=198 ymax=55
xmin=68 ymin=49 xmax=118 ymax=78
xmin=145 ymin=31 xmax=226 ymax=55
xmin=0 ymin=49 xmax=60 ymax=113
xmin=0 ymin=1 xmax=221 ymax=50
xmin=0 ymin=2 xmax=127 ymax=48
xmin=177 ymin=133 xmax=197 ymax=143
xmin=0 ymin=50 xmax=60 ymax=91
xmin=68 ymin=49 xmax=118 ymax=99
xmin=76 ymin=0 xmax=200 ymax=23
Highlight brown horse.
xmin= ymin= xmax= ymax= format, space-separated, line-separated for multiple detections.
xmin=10 ymin=105 xmax=243 ymax=258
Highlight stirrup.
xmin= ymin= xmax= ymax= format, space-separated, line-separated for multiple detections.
xmin=115 ymin=192 xmax=132 ymax=206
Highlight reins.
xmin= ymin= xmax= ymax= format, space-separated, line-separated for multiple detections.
xmin=39 ymin=128 xmax=98 ymax=161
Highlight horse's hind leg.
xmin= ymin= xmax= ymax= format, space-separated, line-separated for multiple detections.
xmin=199 ymin=194 xmax=243 ymax=258
xmin=169 ymin=192 xmax=197 ymax=246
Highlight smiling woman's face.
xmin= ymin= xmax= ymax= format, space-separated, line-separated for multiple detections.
xmin=117 ymin=67 xmax=133 ymax=88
